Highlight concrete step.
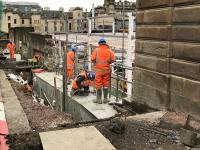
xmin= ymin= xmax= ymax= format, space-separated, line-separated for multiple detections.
xmin=39 ymin=126 xmax=116 ymax=150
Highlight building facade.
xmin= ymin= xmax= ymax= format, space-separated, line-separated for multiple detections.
xmin=104 ymin=0 xmax=135 ymax=14
xmin=1 ymin=9 xmax=66 ymax=34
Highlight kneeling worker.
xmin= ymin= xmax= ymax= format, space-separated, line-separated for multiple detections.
xmin=71 ymin=70 xmax=95 ymax=96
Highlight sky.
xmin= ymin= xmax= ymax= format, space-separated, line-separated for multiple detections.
xmin=4 ymin=0 xmax=135 ymax=11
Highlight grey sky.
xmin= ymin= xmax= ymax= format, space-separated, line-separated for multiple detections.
xmin=5 ymin=0 xmax=135 ymax=11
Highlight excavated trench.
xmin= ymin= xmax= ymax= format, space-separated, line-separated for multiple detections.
xmin=6 ymin=70 xmax=175 ymax=150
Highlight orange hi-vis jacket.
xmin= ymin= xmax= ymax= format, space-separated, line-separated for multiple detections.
xmin=72 ymin=71 xmax=90 ymax=90
xmin=91 ymin=44 xmax=115 ymax=72
xmin=7 ymin=43 xmax=16 ymax=59
xmin=66 ymin=51 xmax=75 ymax=69
xmin=66 ymin=51 xmax=75 ymax=79
xmin=91 ymin=44 xmax=115 ymax=89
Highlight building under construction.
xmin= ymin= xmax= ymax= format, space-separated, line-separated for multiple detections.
xmin=0 ymin=0 xmax=200 ymax=150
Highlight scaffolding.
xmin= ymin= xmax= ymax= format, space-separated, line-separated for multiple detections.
xmin=52 ymin=11 xmax=136 ymax=111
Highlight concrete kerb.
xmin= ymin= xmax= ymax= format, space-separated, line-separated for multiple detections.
xmin=0 ymin=70 xmax=31 ymax=134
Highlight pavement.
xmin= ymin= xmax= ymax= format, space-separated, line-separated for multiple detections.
xmin=0 ymin=90 xmax=9 ymax=150
xmin=34 ymin=72 xmax=118 ymax=121
xmin=0 ymin=70 xmax=31 ymax=134
xmin=40 ymin=126 xmax=116 ymax=150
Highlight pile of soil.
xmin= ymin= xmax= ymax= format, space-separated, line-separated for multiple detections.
xmin=10 ymin=80 xmax=73 ymax=131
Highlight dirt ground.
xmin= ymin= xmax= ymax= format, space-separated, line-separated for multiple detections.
xmin=96 ymin=119 xmax=187 ymax=150
xmin=7 ymin=119 xmax=188 ymax=150
xmin=6 ymin=72 xmax=189 ymax=150
xmin=9 ymin=80 xmax=73 ymax=131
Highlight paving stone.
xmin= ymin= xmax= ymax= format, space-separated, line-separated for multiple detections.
xmin=135 ymin=53 xmax=170 ymax=73
xmin=40 ymin=126 xmax=116 ymax=150
xmin=136 ymin=40 xmax=171 ymax=57
xmin=180 ymin=128 xmax=197 ymax=147
xmin=160 ymin=112 xmax=188 ymax=129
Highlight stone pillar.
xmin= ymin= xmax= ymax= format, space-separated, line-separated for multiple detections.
xmin=126 ymin=13 xmax=135 ymax=96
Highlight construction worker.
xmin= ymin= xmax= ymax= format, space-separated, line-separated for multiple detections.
xmin=6 ymin=41 xmax=16 ymax=59
xmin=66 ymin=44 xmax=77 ymax=82
xmin=71 ymin=70 xmax=95 ymax=96
xmin=91 ymin=38 xmax=115 ymax=104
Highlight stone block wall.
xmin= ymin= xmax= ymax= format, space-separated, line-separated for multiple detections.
xmin=134 ymin=0 xmax=200 ymax=119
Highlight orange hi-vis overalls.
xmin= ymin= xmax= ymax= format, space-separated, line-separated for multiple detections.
xmin=72 ymin=71 xmax=90 ymax=90
xmin=7 ymin=43 xmax=16 ymax=59
xmin=91 ymin=44 xmax=115 ymax=89
xmin=66 ymin=51 xmax=75 ymax=80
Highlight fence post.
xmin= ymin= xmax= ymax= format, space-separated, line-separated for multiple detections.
xmin=116 ymin=65 xmax=119 ymax=102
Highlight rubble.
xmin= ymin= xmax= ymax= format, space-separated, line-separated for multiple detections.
xmin=180 ymin=128 xmax=197 ymax=147
xmin=159 ymin=112 xmax=188 ymax=129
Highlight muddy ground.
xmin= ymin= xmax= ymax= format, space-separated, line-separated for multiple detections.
xmin=7 ymin=119 xmax=187 ymax=150
xmin=7 ymin=73 xmax=188 ymax=150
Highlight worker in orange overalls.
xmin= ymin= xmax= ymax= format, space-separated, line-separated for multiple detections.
xmin=91 ymin=38 xmax=115 ymax=104
xmin=71 ymin=70 xmax=95 ymax=96
xmin=7 ymin=41 xmax=16 ymax=59
xmin=66 ymin=44 xmax=77 ymax=82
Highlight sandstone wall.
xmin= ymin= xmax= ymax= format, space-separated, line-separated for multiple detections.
xmin=134 ymin=0 xmax=200 ymax=119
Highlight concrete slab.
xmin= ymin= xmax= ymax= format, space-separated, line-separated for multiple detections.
xmin=40 ymin=126 xmax=116 ymax=150
xmin=127 ymin=111 xmax=166 ymax=125
xmin=34 ymin=72 xmax=118 ymax=120
xmin=0 ymin=70 xmax=31 ymax=134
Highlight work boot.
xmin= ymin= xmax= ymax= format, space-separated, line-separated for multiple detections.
xmin=93 ymin=89 xmax=102 ymax=104
xmin=103 ymin=88 xmax=109 ymax=104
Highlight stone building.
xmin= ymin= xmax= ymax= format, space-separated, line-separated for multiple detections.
xmin=1 ymin=8 xmax=66 ymax=34
xmin=3 ymin=1 xmax=41 ymax=13
xmin=104 ymin=0 xmax=136 ymax=14
xmin=67 ymin=7 xmax=88 ymax=32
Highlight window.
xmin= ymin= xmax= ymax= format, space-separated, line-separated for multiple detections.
xmin=8 ymin=23 xmax=11 ymax=29
xmin=69 ymin=23 xmax=72 ymax=31
xmin=30 ymin=19 xmax=32 ymax=24
xmin=22 ymin=19 xmax=24 ymax=24
xmin=54 ymin=26 xmax=57 ymax=31
xmin=8 ymin=16 xmax=11 ymax=21
xmin=45 ymin=26 xmax=48 ymax=32
xmin=14 ymin=19 xmax=17 ymax=24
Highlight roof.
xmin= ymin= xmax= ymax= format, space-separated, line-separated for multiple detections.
xmin=71 ymin=7 xmax=83 ymax=11
xmin=42 ymin=10 xmax=66 ymax=19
